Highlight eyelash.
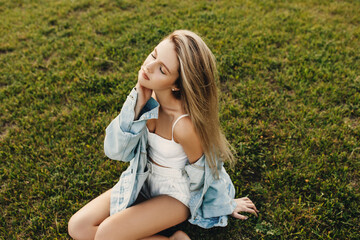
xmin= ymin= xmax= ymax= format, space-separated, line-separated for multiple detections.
xmin=151 ymin=53 xmax=165 ymax=74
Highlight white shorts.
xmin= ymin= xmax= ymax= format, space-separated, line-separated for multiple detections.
xmin=140 ymin=160 xmax=191 ymax=208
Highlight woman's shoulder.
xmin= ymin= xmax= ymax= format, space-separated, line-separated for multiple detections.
xmin=172 ymin=115 xmax=193 ymax=142
xmin=173 ymin=115 xmax=203 ymax=163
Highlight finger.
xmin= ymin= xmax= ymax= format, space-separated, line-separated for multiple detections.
xmin=244 ymin=199 xmax=254 ymax=204
xmin=232 ymin=212 xmax=248 ymax=220
xmin=244 ymin=199 xmax=259 ymax=212
xmin=253 ymin=203 xmax=259 ymax=212
xmin=244 ymin=208 xmax=258 ymax=217
xmin=246 ymin=203 xmax=256 ymax=209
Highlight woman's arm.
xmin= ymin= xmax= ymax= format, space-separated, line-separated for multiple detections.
xmin=104 ymin=84 xmax=156 ymax=162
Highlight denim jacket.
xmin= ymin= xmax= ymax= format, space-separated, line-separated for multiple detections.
xmin=104 ymin=88 xmax=237 ymax=229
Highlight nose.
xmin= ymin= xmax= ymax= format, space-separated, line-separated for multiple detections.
xmin=144 ymin=61 xmax=156 ymax=73
xmin=145 ymin=65 xmax=152 ymax=73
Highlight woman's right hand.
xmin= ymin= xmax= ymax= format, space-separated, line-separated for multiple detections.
xmin=135 ymin=81 xmax=152 ymax=106
xmin=134 ymin=81 xmax=152 ymax=120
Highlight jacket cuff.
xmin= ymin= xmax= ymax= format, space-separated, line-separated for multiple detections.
xmin=118 ymin=88 xmax=139 ymax=133
xmin=203 ymin=198 xmax=237 ymax=218
xmin=119 ymin=88 xmax=158 ymax=134
xmin=230 ymin=198 xmax=237 ymax=213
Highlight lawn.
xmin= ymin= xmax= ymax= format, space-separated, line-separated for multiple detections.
xmin=1 ymin=0 xmax=359 ymax=239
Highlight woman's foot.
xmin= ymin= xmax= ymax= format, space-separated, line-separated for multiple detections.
xmin=170 ymin=230 xmax=191 ymax=240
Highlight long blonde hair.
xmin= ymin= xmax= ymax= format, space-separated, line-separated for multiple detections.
xmin=167 ymin=30 xmax=235 ymax=176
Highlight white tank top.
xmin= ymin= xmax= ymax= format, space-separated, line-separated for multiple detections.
xmin=147 ymin=114 xmax=189 ymax=169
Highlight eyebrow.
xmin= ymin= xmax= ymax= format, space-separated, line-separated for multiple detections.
xmin=154 ymin=48 xmax=171 ymax=74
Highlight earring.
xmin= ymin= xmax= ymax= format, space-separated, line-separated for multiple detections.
xmin=172 ymin=88 xmax=175 ymax=91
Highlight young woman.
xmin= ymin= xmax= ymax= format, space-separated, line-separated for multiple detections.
xmin=68 ymin=30 xmax=259 ymax=240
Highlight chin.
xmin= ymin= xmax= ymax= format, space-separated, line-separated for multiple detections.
xmin=139 ymin=79 xmax=152 ymax=89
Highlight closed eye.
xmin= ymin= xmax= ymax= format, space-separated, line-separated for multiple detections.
xmin=150 ymin=53 xmax=165 ymax=74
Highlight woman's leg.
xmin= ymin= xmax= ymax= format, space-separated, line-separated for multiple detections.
xmin=68 ymin=189 xmax=111 ymax=240
xmin=94 ymin=195 xmax=190 ymax=240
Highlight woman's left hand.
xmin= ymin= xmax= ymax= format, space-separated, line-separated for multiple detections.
xmin=231 ymin=197 xmax=259 ymax=220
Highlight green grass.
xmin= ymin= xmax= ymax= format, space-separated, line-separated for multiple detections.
xmin=1 ymin=0 xmax=359 ymax=239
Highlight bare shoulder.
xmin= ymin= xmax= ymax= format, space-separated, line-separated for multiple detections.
xmin=173 ymin=116 xmax=203 ymax=163
xmin=173 ymin=116 xmax=194 ymax=141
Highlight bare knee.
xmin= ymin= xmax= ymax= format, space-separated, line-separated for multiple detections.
xmin=68 ymin=214 xmax=79 ymax=239
xmin=68 ymin=213 xmax=85 ymax=239
xmin=68 ymin=212 xmax=95 ymax=240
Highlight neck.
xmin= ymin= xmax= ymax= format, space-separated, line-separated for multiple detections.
xmin=154 ymin=90 xmax=182 ymax=115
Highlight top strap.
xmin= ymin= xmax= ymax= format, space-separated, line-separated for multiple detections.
xmin=171 ymin=114 xmax=189 ymax=141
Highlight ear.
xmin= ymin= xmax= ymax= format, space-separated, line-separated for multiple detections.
xmin=172 ymin=78 xmax=181 ymax=92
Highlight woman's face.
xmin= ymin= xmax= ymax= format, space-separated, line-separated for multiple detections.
xmin=138 ymin=39 xmax=180 ymax=91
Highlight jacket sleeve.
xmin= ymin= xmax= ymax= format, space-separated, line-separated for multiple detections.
xmin=202 ymin=166 xmax=237 ymax=219
xmin=185 ymin=155 xmax=205 ymax=192
xmin=104 ymin=88 xmax=158 ymax=162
